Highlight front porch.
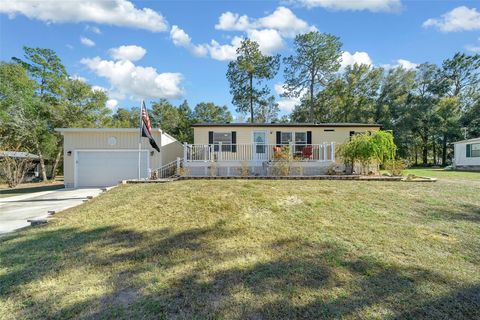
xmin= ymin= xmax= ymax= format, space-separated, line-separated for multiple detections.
xmin=182 ymin=143 xmax=337 ymax=177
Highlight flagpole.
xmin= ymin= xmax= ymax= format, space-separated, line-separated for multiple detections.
xmin=138 ymin=100 xmax=143 ymax=180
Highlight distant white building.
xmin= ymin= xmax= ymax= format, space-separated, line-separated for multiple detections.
xmin=453 ymin=137 xmax=480 ymax=171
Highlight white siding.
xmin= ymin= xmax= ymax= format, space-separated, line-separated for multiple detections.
xmin=454 ymin=142 xmax=480 ymax=166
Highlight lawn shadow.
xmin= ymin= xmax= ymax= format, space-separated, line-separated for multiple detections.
xmin=0 ymin=184 xmax=64 ymax=196
xmin=1 ymin=222 xmax=478 ymax=319
xmin=427 ymin=203 xmax=480 ymax=223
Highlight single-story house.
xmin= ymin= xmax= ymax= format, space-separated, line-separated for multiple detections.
xmin=453 ymin=137 xmax=480 ymax=171
xmin=0 ymin=151 xmax=41 ymax=182
xmin=183 ymin=123 xmax=382 ymax=176
xmin=55 ymin=128 xmax=183 ymax=188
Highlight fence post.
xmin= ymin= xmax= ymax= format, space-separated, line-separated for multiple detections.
xmin=183 ymin=142 xmax=187 ymax=162
xmin=331 ymin=142 xmax=335 ymax=161
xmin=176 ymin=157 xmax=181 ymax=170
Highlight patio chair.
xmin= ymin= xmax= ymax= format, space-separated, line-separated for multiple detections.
xmin=302 ymin=145 xmax=313 ymax=160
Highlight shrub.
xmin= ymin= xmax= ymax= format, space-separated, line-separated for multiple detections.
xmin=272 ymin=146 xmax=292 ymax=176
xmin=384 ymin=159 xmax=406 ymax=176
xmin=339 ymin=131 xmax=397 ymax=175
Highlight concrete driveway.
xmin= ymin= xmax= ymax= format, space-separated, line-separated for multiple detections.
xmin=0 ymin=188 xmax=104 ymax=234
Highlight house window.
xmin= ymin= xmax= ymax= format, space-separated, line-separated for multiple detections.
xmin=294 ymin=132 xmax=307 ymax=153
xmin=468 ymin=143 xmax=480 ymax=157
xmin=280 ymin=132 xmax=293 ymax=145
xmin=213 ymin=132 xmax=232 ymax=151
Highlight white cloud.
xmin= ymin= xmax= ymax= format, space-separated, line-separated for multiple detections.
xmin=465 ymin=45 xmax=480 ymax=53
xmin=66 ymin=44 xmax=74 ymax=49
xmin=0 ymin=0 xmax=168 ymax=32
xmin=256 ymin=6 xmax=316 ymax=38
xmin=297 ymin=0 xmax=402 ymax=12
xmin=170 ymin=25 xmax=208 ymax=57
xmin=215 ymin=6 xmax=314 ymax=38
xmin=423 ymin=6 xmax=480 ymax=32
xmin=172 ymin=7 xmax=311 ymax=61
xmin=86 ymin=25 xmax=101 ymax=34
xmin=92 ymin=85 xmax=107 ymax=92
xmin=80 ymin=37 xmax=95 ymax=47
xmin=215 ymin=12 xmax=251 ymax=31
xmin=381 ymin=59 xmax=418 ymax=70
xmin=170 ymin=25 xmax=241 ymax=61
xmin=106 ymin=99 xmax=118 ymax=110
xmin=340 ymin=51 xmax=373 ymax=69
xmin=81 ymin=56 xmax=183 ymax=100
xmin=396 ymin=59 xmax=418 ymax=70
xmin=465 ymin=37 xmax=480 ymax=53
xmin=208 ymin=37 xmax=243 ymax=61
xmin=71 ymin=75 xmax=87 ymax=82
xmin=247 ymin=29 xmax=284 ymax=55
xmin=275 ymin=84 xmax=302 ymax=112
xmin=109 ymin=45 xmax=147 ymax=61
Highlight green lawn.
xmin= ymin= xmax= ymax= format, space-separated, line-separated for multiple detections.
xmin=0 ymin=180 xmax=64 ymax=198
xmin=1 ymin=169 xmax=479 ymax=319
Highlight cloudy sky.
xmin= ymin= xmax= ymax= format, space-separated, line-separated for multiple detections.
xmin=1 ymin=0 xmax=479 ymax=116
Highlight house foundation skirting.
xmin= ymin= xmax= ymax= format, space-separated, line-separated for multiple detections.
xmin=183 ymin=161 xmax=335 ymax=177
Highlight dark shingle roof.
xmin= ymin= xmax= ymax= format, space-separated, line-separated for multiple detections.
xmin=192 ymin=122 xmax=382 ymax=128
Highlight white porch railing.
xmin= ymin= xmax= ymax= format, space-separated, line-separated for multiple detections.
xmin=183 ymin=143 xmax=335 ymax=162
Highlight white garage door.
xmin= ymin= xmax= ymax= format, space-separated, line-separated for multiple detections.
xmin=76 ymin=151 xmax=149 ymax=187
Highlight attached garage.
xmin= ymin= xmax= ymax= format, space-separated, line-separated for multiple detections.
xmin=56 ymin=128 xmax=183 ymax=188
xmin=75 ymin=150 xmax=149 ymax=187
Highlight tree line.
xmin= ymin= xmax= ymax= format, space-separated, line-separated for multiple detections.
xmin=226 ymin=32 xmax=479 ymax=166
xmin=1 ymin=31 xmax=479 ymax=183
xmin=0 ymin=47 xmax=232 ymax=181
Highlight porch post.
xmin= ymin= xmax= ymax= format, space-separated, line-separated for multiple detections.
xmin=183 ymin=142 xmax=188 ymax=162
xmin=218 ymin=142 xmax=222 ymax=161
xmin=289 ymin=141 xmax=293 ymax=159
xmin=331 ymin=142 xmax=335 ymax=161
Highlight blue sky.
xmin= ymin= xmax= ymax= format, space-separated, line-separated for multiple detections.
xmin=1 ymin=0 xmax=479 ymax=118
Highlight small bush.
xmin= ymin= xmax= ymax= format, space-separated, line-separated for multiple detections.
xmin=384 ymin=159 xmax=407 ymax=176
xmin=239 ymin=161 xmax=250 ymax=177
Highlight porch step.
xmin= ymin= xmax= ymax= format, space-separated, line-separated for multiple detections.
xmin=123 ymin=178 xmax=179 ymax=184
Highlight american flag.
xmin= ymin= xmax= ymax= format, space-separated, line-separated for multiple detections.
xmin=140 ymin=101 xmax=160 ymax=152
xmin=141 ymin=102 xmax=152 ymax=135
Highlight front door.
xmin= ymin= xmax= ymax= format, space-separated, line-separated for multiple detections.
xmin=252 ymin=131 xmax=267 ymax=160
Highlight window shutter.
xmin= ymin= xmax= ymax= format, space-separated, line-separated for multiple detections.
xmin=208 ymin=131 xmax=213 ymax=145
xmin=276 ymin=131 xmax=281 ymax=146
xmin=231 ymin=131 xmax=237 ymax=153
xmin=307 ymin=131 xmax=312 ymax=145
xmin=466 ymin=144 xmax=471 ymax=157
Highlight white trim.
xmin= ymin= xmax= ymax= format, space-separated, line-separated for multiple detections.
xmin=55 ymin=128 xmax=162 ymax=133
xmin=252 ymin=130 xmax=268 ymax=161
xmin=453 ymin=137 xmax=480 ymax=144
xmin=73 ymin=149 xmax=150 ymax=188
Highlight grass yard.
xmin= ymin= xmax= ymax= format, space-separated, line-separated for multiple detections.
xmin=0 ymin=169 xmax=479 ymax=319
xmin=0 ymin=180 xmax=64 ymax=198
